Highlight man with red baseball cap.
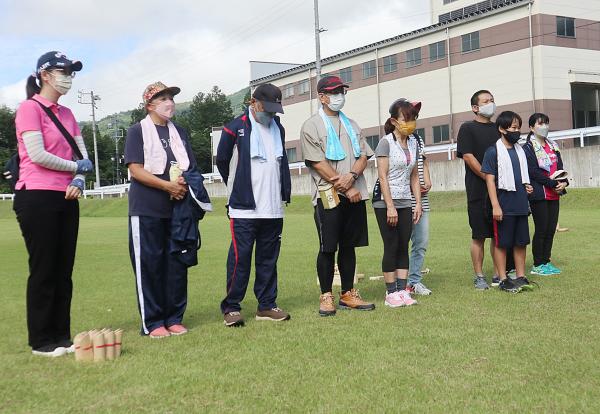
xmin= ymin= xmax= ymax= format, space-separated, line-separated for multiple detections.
xmin=300 ymin=75 xmax=375 ymax=317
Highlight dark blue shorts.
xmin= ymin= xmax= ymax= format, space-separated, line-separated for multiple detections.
xmin=493 ymin=215 xmax=530 ymax=249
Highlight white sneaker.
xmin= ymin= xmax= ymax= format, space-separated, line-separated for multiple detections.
xmin=32 ymin=344 xmax=68 ymax=358
xmin=398 ymin=290 xmax=418 ymax=306
xmin=59 ymin=345 xmax=75 ymax=354
xmin=410 ymin=282 xmax=432 ymax=296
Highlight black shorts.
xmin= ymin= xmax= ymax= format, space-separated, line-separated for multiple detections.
xmin=314 ymin=197 xmax=369 ymax=253
xmin=493 ymin=215 xmax=530 ymax=249
xmin=467 ymin=198 xmax=493 ymax=240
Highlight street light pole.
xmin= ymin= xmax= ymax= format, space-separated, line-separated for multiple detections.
xmin=78 ymin=90 xmax=101 ymax=188
xmin=108 ymin=114 xmax=124 ymax=184
xmin=314 ymin=0 xmax=323 ymax=79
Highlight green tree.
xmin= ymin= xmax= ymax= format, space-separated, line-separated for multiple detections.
xmin=0 ymin=106 xmax=17 ymax=193
xmin=130 ymin=103 xmax=146 ymax=126
xmin=243 ymin=88 xmax=251 ymax=108
xmin=183 ymin=86 xmax=234 ymax=173
xmin=81 ymin=124 xmax=123 ymax=186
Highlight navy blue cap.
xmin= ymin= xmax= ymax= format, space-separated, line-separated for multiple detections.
xmin=252 ymin=83 xmax=284 ymax=114
xmin=36 ymin=51 xmax=83 ymax=74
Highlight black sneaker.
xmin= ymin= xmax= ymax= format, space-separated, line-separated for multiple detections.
xmin=513 ymin=277 xmax=536 ymax=291
xmin=498 ymin=278 xmax=521 ymax=293
xmin=31 ymin=344 xmax=68 ymax=357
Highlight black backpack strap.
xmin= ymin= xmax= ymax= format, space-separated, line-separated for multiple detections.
xmin=30 ymin=98 xmax=83 ymax=160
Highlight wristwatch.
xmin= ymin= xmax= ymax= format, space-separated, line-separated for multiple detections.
xmin=350 ymin=171 xmax=359 ymax=181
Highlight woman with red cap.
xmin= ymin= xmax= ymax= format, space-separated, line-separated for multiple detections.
xmin=372 ymin=98 xmax=423 ymax=308
xmin=13 ymin=51 xmax=91 ymax=357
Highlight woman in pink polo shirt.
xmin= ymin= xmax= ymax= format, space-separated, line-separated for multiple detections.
xmin=13 ymin=51 xmax=93 ymax=357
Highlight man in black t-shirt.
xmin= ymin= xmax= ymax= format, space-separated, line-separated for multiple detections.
xmin=457 ymin=90 xmax=500 ymax=290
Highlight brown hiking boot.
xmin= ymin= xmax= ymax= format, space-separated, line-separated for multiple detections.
xmin=319 ymin=292 xmax=336 ymax=317
xmin=339 ymin=288 xmax=375 ymax=311
xmin=223 ymin=311 xmax=244 ymax=327
xmin=255 ymin=307 xmax=291 ymax=321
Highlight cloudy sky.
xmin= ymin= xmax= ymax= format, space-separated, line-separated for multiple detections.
xmin=0 ymin=0 xmax=430 ymax=120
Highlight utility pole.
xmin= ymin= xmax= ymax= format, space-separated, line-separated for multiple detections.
xmin=108 ymin=115 xmax=124 ymax=185
xmin=78 ymin=90 xmax=101 ymax=188
xmin=313 ymin=0 xmax=325 ymax=79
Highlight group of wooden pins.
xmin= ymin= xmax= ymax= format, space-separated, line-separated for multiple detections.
xmin=73 ymin=329 xmax=123 ymax=362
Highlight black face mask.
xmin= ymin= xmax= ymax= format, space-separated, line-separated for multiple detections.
xmin=504 ymin=130 xmax=521 ymax=144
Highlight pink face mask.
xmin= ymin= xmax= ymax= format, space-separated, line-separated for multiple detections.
xmin=153 ymin=99 xmax=175 ymax=120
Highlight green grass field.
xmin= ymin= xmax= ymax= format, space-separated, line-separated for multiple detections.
xmin=1 ymin=190 xmax=599 ymax=413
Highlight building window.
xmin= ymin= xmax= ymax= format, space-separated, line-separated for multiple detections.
xmin=283 ymin=84 xmax=294 ymax=99
xmin=443 ymin=0 xmax=458 ymax=4
xmin=414 ymin=128 xmax=426 ymax=141
xmin=382 ymin=54 xmax=398 ymax=73
xmin=406 ymin=47 xmax=422 ymax=68
xmin=461 ymin=31 xmax=480 ymax=53
xmin=429 ymin=41 xmax=446 ymax=62
xmin=362 ymin=60 xmax=376 ymax=79
xmin=365 ymin=135 xmax=380 ymax=151
xmin=557 ymin=16 xmax=575 ymax=38
xmin=286 ymin=147 xmax=297 ymax=163
xmin=298 ymin=79 xmax=309 ymax=95
xmin=339 ymin=67 xmax=352 ymax=83
xmin=433 ymin=125 xmax=450 ymax=144
xmin=571 ymin=84 xmax=600 ymax=146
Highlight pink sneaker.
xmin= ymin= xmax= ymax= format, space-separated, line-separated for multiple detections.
xmin=384 ymin=291 xmax=405 ymax=308
xmin=149 ymin=326 xmax=170 ymax=339
xmin=398 ymin=290 xmax=418 ymax=306
xmin=167 ymin=324 xmax=188 ymax=336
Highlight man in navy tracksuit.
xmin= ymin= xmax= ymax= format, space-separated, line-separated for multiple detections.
xmin=216 ymin=83 xmax=292 ymax=327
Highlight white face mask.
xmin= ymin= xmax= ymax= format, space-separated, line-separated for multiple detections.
xmin=534 ymin=124 xmax=549 ymax=138
xmin=48 ymin=72 xmax=73 ymax=95
xmin=477 ymin=102 xmax=496 ymax=118
xmin=326 ymin=93 xmax=345 ymax=112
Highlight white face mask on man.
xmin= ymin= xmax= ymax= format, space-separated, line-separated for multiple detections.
xmin=48 ymin=72 xmax=73 ymax=95
xmin=477 ymin=102 xmax=496 ymax=118
xmin=326 ymin=93 xmax=346 ymax=112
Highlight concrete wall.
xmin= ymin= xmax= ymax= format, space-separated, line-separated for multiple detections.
xmin=204 ymin=146 xmax=600 ymax=197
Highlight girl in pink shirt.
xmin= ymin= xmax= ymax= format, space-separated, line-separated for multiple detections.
xmin=12 ymin=51 xmax=92 ymax=357
xmin=523 ymin=113 xmax=567 ymax=276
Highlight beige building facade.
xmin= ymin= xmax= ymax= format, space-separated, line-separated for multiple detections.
xmin=250 ymin=0 xmax=600 ymax=162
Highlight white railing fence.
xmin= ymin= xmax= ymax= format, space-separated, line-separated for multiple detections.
xmin=418 ymin=125 xmax=600 ymax=159
xmin=1 ymin=126 xmax=598 ymax=200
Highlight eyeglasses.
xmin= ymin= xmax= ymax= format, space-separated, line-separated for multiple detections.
xmin=48 ymin=68 xmax=76 ymax=78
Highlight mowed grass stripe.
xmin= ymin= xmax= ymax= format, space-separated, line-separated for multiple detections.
xmin=0 ymin=190 xmax=599 ymax=413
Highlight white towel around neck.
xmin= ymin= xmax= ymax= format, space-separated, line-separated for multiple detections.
xmin=496 ymin=140 xmax=530 ymax=191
